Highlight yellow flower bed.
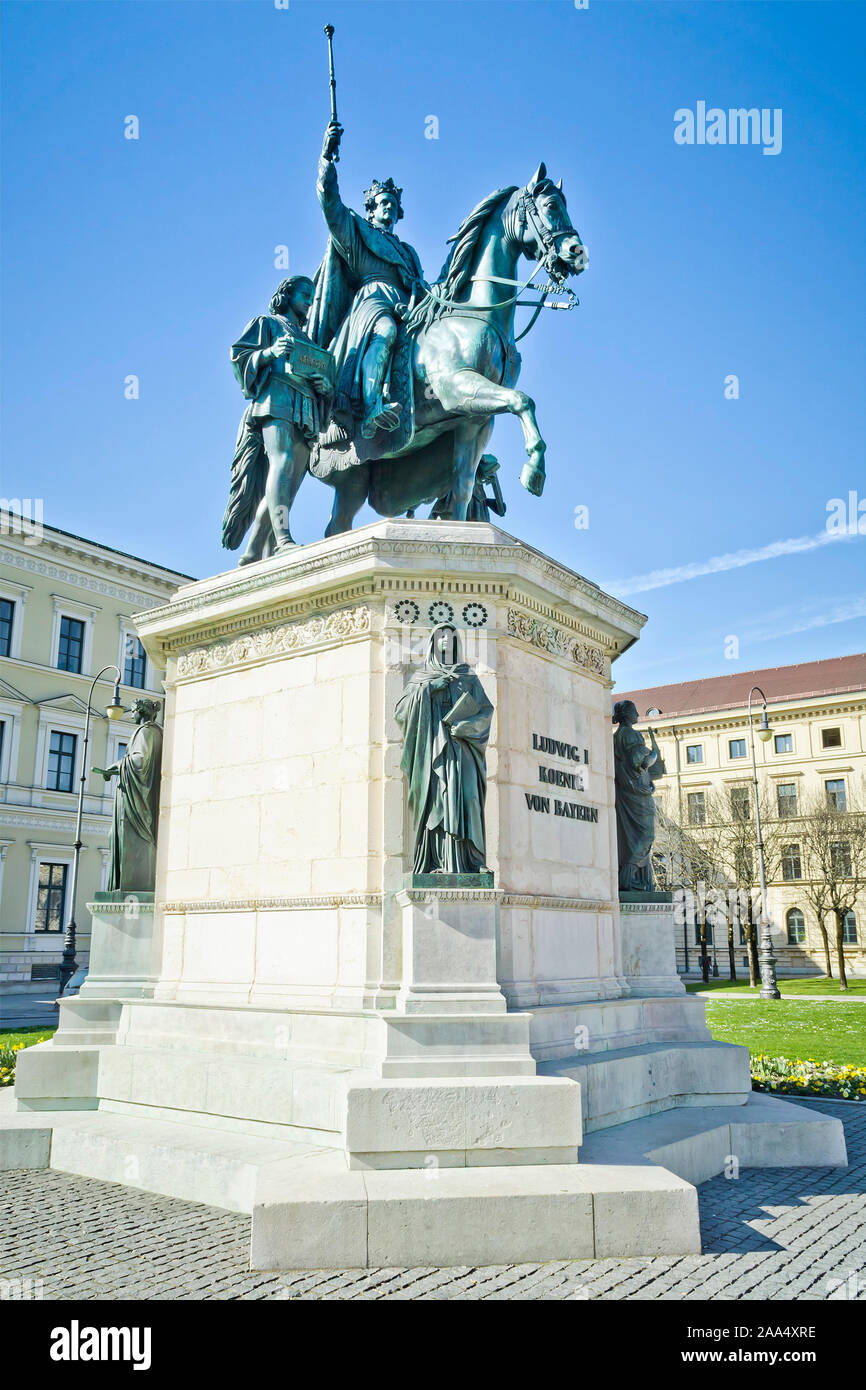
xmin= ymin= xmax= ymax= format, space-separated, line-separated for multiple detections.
xmin=0 ymin=1037 xmax=50 ymax=1087
xmin=751 ymin=1054 xmax=866 ymax=1101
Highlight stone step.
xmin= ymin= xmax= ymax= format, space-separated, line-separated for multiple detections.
xmin=539 ymin=1039 xmax=752 ymax=1131
xmin=579 ymin=1092 xmax=848 ymax=1184
xmin=0 ymin=1089 xmax=343 ymax=1213
xmin=14 ymin=1040 xmax=582 ymax=1166
xmin=15 ymin=1039 xmax=375 ymax=1144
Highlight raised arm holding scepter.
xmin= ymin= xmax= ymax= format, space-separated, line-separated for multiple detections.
xmin=308 ymin=26 xmax=427 ymax=442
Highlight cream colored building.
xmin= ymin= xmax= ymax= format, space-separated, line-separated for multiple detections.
xmin=0 ymin=512 xmax=191 ymax=999
xmin=615 ymin=654 xmax=866 ymax=977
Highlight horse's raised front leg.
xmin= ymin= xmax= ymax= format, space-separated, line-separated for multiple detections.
xmin=434 ymin=369 xmax=546 ymax=497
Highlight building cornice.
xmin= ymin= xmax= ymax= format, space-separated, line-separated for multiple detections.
xmin=0 ymin=539 xmax=184 ymax=610
xmin=0 ymin=810 xmax=108 ymax=833
xmin=639 ymin=694 xmax=866 ymax=739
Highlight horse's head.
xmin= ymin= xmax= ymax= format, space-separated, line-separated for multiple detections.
xmin=520 ymin=163 xmax=586 ymax=285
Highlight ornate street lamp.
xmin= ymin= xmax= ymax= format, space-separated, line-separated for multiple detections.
xmin=748 ymin=684 xmax=780 ymax=1001
xmin=58 ymin=665 xmax=125 ymax=997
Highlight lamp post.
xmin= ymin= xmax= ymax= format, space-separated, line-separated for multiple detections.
xmin=748 ymin=684 xmax=781 ymax=1001
xmin=58 ymin=665 xmax=126 ymax=998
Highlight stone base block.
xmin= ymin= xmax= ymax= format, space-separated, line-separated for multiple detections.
xmin=343 ymin=1075 xmax=581 ymax=1169
xmin=13 ymin=1043 xmax=100 ymax=1111
xmin=249 ymin=1162 xmax=697 ymax=1269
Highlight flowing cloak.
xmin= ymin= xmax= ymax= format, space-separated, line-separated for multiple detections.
xmin=308 ymin=157 xmax=425 ymax=421
xmin=222 ymin=314 xmax=325 ymax=550
xmin=108 ymin=721 xmax=163 ymax=893
xmin=613 ymin=723 xmax=664 ymax=892
xmin=395 ymin=628 xmax=493 ymax=874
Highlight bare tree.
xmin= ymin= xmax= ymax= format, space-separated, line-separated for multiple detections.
xmin=798 ymin=782 xmax=866 ymax=991
xmin=706 ymin=786 xmax=785 ymax=988
xmin=655 ymin=796 xmax=725 ymax=981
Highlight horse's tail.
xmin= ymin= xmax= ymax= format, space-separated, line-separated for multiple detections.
xmin=221 ymin=408 xmax=267 ymax=550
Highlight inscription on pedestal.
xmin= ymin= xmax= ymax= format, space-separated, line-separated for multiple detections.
xmin=526 ymin=731 xmax=597 ymax=822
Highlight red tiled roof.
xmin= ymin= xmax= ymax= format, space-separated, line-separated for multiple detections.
xmin=615 ymin=653 xmax=866 ymax=720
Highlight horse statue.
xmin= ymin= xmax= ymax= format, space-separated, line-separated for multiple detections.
xmin=309 ymin=163 xmax=587 ymax=535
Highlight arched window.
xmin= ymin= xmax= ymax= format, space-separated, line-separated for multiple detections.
xmin=786 ymin=908 xmax=806 ymax=945
xmin=843 ymin=911 xmax=858 ymax=944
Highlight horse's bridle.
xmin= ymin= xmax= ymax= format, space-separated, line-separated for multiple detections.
xmin=407 ymin=188 xmax=580 ymax=343
xmin=516 ymin=187 xmax=580 ymax=285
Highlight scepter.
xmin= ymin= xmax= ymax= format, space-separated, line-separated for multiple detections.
xmin=324 ymin=24 xmax=339 ymax=164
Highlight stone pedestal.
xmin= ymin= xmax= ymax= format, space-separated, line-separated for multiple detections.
xmin=7 ymin=520 xmax=846 ymax=1266
xmin=619 ymin=894 xmax=686 ymax=999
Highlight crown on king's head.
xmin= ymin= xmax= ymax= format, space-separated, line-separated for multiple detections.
xmin=363 ymin=177 xmax=404 ymax=220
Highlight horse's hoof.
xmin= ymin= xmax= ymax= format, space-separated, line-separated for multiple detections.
xmin=520 ymin=461 xmax=546 ymax=497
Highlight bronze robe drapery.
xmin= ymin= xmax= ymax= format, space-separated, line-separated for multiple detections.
xmin=309 ymin=157 xmax=425 ymax=420
xmin=108 ymin=721 xmax=162 ymax=893
xmin=395 ymin=627 xmax=493 ymax=874
xmin=613 ymin=723 xmax=663 ymax=892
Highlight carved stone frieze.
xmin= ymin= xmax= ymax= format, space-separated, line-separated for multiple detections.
xmin=507 ymin=609 xmax=609 ymax=678
xmin=176 ymin=605 xmax=371 ymax=677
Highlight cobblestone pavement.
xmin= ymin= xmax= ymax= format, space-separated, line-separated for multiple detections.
xmin=1 ymin=1101 xmax=864 ymax=1301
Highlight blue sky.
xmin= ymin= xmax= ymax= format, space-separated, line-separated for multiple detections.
xmin=2 ymin=0 xmax=864 ymax=690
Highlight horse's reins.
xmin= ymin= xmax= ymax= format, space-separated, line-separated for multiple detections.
xmin=408 ymin=190 xmax=580 ymax=342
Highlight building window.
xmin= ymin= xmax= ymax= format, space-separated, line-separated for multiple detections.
xmin=728 ymin=738 xmax=746 ymax=759
xmin=694 ymin=920 xmax=714 ymax=946
xmin=686 ymin=745 xmax=703 ymax=764
xmin=781 ymin=843 xmax=802 ymax=881
xmin=0 ymin=598 xmax=14 ymax=658
xmin=786 ymin=908 xmax=806 ymax=945
xmin=777 ymin=782 xmax=798 ymax=818
xmin=116 ymin=742 xmax=128 ymax=761
xmin=123 ymin=635 xmax=147 ymax=690
xmin=35 ymin=862 xmax=68 ymax=932
xmin=57 ymin=616 xmax=85 ymax=674
xmin=826 ymin=779 xmax=847 ymax=812
xmin=46 ymin=731 xmax=77 ymax=792
xmin=730 ymin=786 xmax=751 ymax=821
xmin=831 ymin=841 xmax=852 ymax=878
xmin=0 ymin=721 xmax=5 ymax=779
xmin=822 ymin=727 xmax=842 ymax=749
xmin=687 ymin=791 xmax=706 ymax=825
xmin=774 ymin=733 xmax=793 ymax=754
xmin=842 ymin=911 xmax=858 ymax=944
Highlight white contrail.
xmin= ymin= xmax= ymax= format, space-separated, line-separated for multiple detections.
xmin=742 ymin=595 xmax=866 ymax=645
xmin=605 ymin=527 xmax=858 ymax=598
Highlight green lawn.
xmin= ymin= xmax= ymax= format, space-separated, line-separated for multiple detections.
xmin=703 ymin=998 xmax=866 ymax=1067
xmin=686 ymin=975 xmax=866 ymax=997
xmin=0 ymin=1028 xmax=55 ymax=1049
